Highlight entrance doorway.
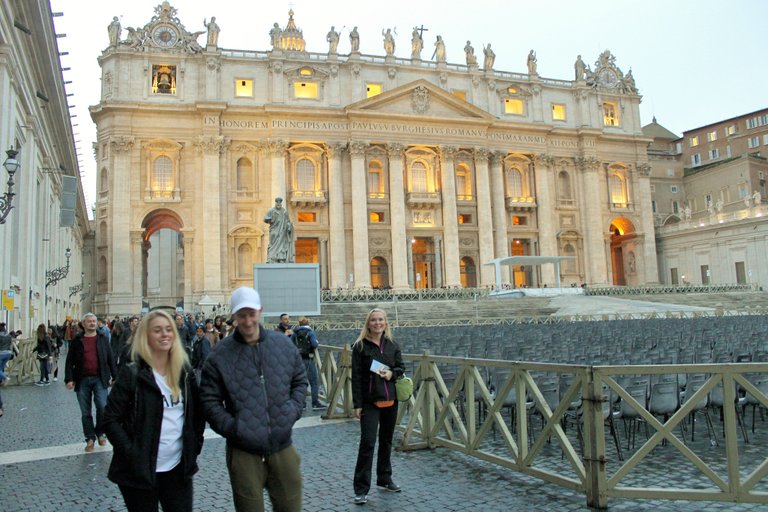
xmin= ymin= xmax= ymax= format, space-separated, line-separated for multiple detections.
xmin=411 ymin=237 xmax=434 ymax=289
xmin=510 ymin=239 xmax=529 ymax=287
xmin=460 ymin=256 xmax=477 ymax=288
xmin=609 ymin=218 xmax=636 ymax=286
xmin=295 ymin=238 xmax=318 ymax=263
xmin=141 ymin=209 xmax=184 ymax=309
xmin=370 ymin=257 xmax=389 ymax=289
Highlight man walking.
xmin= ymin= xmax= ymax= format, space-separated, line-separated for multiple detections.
xmin=292 ymin=317 xmax=325 ymax=410
xmin=64 ymin=312 xmax=117 ymax=452
xmin=201 ymin=287 xmax=307 ymax=511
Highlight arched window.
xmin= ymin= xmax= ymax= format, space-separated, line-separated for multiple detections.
xmin=368 ymin=160 xmax=384 ymax=197
xmin=370 ymin=257 xmax=389 ymax=288
xmin=558 ymin=170 xmax=572 ymax=200
xmin=456 ymin=164 xmax=472 ymax=200
xmin=296 ymin=158 xmax=315 ymax=191
xmin=151 ymin=156 xmax=174 ymax=197
xmin=610 ymin=173 xmax=626 ymax=205
xmin=237 ymin=158 xmax=253 ymax=191
xmin=237 ymin=243 xmax=253 ymax=278
xmin=562 ymin=243 xmax=576 ymax=273
xmin=506 ymin=168 xmax=523 ymax=198
xmin=410 ymin=161 xmax=428 ymax=193
xmin=459 ymin=256 xmax=477 ymax=288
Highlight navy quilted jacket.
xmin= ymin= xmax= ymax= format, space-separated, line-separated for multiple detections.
xmin=200 ymin=325 xmax=307 ymax=455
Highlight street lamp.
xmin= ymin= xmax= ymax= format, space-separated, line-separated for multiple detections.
xmin=0 ymin=148 xmax=20 ymax=224
xmin=69 ymin=272 xmax=85 ymax=298
xmin=46 ymin=247 xmax=72 ymax=289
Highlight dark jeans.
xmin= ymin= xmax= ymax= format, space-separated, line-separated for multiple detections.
xmin=303 ymin=357 xmax=320 ymax=406
xmin=38 ymin=358 xmax=49 ymax=382
xmin=353 ymin=401 xmax=398 ymax=495
xmin=76 ymin=375 xmax=108 ymax=441
xmin=119 ymin=461 xmax=193 ymax=512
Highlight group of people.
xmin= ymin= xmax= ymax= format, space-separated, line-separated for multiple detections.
xmin=45 ymin=287 xmax=405 ymax=510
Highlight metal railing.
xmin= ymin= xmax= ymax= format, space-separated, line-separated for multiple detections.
xmin=585 ymin=284 xmax=757 ymax=296
xmin=314 ymin=345 xmax=768 ymax=508
xmin=321 ymin=287 xmax=490 ymax=303
xmin=4 ymin=338 xmax=40 ymax=385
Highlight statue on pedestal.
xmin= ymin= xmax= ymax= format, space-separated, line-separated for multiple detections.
xmin=434 ymin=35 xmax=446 ymax=63
xmin=204 ymin=17 xmax=220 ymax=47
xmin=483 ymin=43 xmax=495 ymax=70
xmin=108 ymin=16 xmax=121 ymax=47
xmin=382 ymin=28 xmax=395 ymax=56
xmin=411 ymin=27 xmax=423 ymax=59
xmin=574 ymin=55 xmax=586 ymax=80
xmin=264 ymin=197 xmax=295 ymax=263
xmin=326 ymin=26 xmax=340 ymax=54
xmin=527 ymin=49 xmax=537 ymax=74
xmin=464 ymin=41 xmax=477 ymax=66
xmin=269 ymin=23 xmax=282 ymax=49
xmin=350 ymin=26 xmax=360 ymax=53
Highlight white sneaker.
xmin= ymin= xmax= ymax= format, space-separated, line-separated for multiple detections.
xmin=53 ymin=377 xmax=58 ymax=382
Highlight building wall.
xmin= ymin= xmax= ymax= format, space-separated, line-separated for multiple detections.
xmin=0 ymin=1 xmax=89 ymax=330
xmin=91 ymin=8 xmax=658 ymax=315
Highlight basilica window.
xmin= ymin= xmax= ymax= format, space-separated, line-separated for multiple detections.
xmin=237 ymin=243 xmax=253 ymax=278
xmin=552 ymin=104 xmax=566 ymax=121
xmin=235 ymin=157 xmax=256 ymax=199
xmin=455 ymin=164 xmax=472 ymax=200
xmin=366 ymin=83 xmax=382 ymax=98
xmin=557 ymin=170 xmax=572 ymax=202
xmin=151 ymin=65 xmax=176 ymax=95
xmin=505 ymin=98 xmax=524 ymax=115
xmin=296 ymin=158 xmax=316 ymax=191
xmin=506 ymin=168 xmax=523 ymax=198
xmin=235 ymin=79 xmax=253 ymax=97
xmin=369 ymin=211 xmax=385 ymax=223
xmin=151 ymin=156 xmax=174 ymax=198
xmin=294 ymin=81 xmax=318 ymax=99
xmin=609 ymin=173 xmax=627 ymax=207
xmin=602 ymin=102 xmax=618 ymax=126
xmin=298 ymin=212 xmax=317 ymax=223
xmin=367 ymin=160 xmax=385 ymax=198
xmin=410 ymin=161 xmax=428 ymax=193
xmin=562 ymin=243 xmax=576 ymax=274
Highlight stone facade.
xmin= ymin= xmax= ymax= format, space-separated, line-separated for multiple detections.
xmin=90 ymin=3 xmax=658 ymax=315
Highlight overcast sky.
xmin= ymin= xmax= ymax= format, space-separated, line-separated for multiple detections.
xmin=50 ymin=0 xmax=768 ymax=212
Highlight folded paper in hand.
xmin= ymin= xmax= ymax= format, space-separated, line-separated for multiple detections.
xmin=370 ymin=359 xmax=389 ymax=373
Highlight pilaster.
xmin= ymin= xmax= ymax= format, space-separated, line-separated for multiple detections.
xmin=533 ymin=154 xmax=557 ymax=285
xmin=267 ymin=139 xmax=288 ymax=202
xmin=578 ymin=156 xmax=608 ymax=284
xmin=490 ymin=151 xmax=509 ymax=283
xmin=473 ymin=148 xmax=495 ymax=286
xmin=326 ymin=143 xmax=347 ymax=288
xmin=387 ymin=143 xmax=410 ymax=291
xmin=439 ymin=146 xmax=461 ymax=287
xmin=349 ymin=141 xmax=371 ymax=290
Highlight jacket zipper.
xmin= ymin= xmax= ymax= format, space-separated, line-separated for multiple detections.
xmin=255 ymin=343 xmax=272 ymax=444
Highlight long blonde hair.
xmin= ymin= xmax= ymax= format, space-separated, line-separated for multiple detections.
xmin=130 ymin=310 xmax=189 ymax=401
xmin=353 ymin=308 xmax=392 ymax=347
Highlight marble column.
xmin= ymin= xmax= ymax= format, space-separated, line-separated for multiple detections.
xmin=433 ymin=235 xmax=443 ymax=288
xmin=181 ymin=230 xmax=195 ymax=309
xmin=439 ymin=146 xmax=461 ymax=287
xmin=131 ymin=230 xmax=145 ymax=302
xmin=268 ymin=139 xmax=288 ymax=203
xmin=489 ymin=151 xmax=509 ymax=283
xmin=635 ymin=163 xmax=659 ymax=284
xmin=578 ymin=157 xmax=608 ymax=284
xmin=349 ymin=141 xmax=371 ymax=290
xmin=473 ymin=148 xmax=495 ymax=286
xmin=319 ymin=237 xmax=328 ymax=289
xmin=197 ymin=136 xmax=226 ymax=294
xmin=406 ymin=238 xmax=414 ymax=288
xmin=387 ymin=143 xmax=410 ymax=291
xmin=109 ymin=137 xmax=135 ymax=309
xmin=326 ymin=143 xmax=347 ymax=288
xmin=533 ymin=154 xmax=557 ymax=285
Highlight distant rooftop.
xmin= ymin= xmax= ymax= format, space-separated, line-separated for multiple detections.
xmin=642 ymin=116 xmax=679 ymax=140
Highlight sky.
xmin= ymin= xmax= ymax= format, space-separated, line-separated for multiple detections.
xmin=49 ymin=0 xmax=768 ymax=213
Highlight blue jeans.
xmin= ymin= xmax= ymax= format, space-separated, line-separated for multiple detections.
xmin=39 ymin=358 xmax=50 ymax=382
xmin=0 ymin=351 xmax=12 ymax=382
xmin=76 ymin=376 xmax=108 ymax=441
xmin=304 ymin=357 xmax=320 ymax=406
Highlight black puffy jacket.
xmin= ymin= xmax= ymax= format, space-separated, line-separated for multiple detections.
xmin=103 ymin=360 xmax=205 ymax=489
xmin=200 ymin=326 xmax=307 ymax=455
xmin=351 ymin=336 xmax=404 ymax=408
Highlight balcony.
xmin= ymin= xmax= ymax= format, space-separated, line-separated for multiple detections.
xmin=406 ymin=192 xmax=441 ymax=209
xmin=609 ymin=201 xmax=634 ymax=212
xmin=505 ymin=196 xmax=537 ymax=211
xmin=367 ymin=192 xmax=390 ymax=204
xmin=290 ymin=189 xmax=327 ymax=208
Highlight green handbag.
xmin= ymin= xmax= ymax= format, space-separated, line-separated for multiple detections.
xmin=395 ymin=375 xmax=414 ymax=402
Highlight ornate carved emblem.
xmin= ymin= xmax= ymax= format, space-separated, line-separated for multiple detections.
xmin=411 ymin=86 xmax=430 ymax=114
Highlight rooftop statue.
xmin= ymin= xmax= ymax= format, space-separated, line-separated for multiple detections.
xmin=411 ymin=27 xmax=423 ymax=59
xmin=270 ymin=22 xmax=282 ymax=49
xmin=574 ymin=55 xmax=586 ymax=80
xmin=382 ymin=28 xmax=395 ymax=56
xmin=350 ymin=26 xmax=360 ymax=52
xmin=433 ymin=35 xmax=446 ymax=63
xmin=108 ymin=16 xmax=121 ymax=47
xmin=464 ymin=41 xmax=477 ymax=66
xmin=326 ymin=26 xmax=340 ymax=54
xmin=483 ymin=43 xmax=495 ymax=70
xmin=527 ymin=49 xmax=537 ymax=74
xmin=204 ymin=17 xmax=219 ymax=47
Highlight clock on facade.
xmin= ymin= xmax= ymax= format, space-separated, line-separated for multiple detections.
xmin=597 ymin=68 xmax=618 ymax=87
xmin=152 ymin=25 xmax=179 ymax=48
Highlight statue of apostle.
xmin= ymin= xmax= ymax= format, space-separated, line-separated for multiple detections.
xmin=264 ymin=197 xmax=295 ymax=263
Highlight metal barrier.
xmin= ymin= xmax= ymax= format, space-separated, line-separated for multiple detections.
xmin=321 ymin=287 xmax=490 ymax=303
xmin=315 ymin=345 xmax=768 ymax=509
xmin=4 ymin=338 xmax=39 ymax=385
xmin=585 ymin=284 xmax=757 ymax=296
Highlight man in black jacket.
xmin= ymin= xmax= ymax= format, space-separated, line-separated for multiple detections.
xmin=201 ymin=287 xmax=307 ymax=512
xmin=64 ymin=312 xmax=117 ymax=452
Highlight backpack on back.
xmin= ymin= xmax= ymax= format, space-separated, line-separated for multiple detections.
xmin=295 ymin=329 xmax=313 ymax=357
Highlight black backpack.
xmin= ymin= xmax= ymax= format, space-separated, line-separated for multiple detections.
xmin=295 ymin=329 xmax=313 ymax=357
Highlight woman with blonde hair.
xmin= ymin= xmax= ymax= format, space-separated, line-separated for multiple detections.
xmin=103 ymin=309 xmax=205 ymax=512
xmin=350 ymin=308 xmax=405 ymax=505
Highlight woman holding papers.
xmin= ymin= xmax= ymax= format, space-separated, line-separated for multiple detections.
xmin=350 ymin=308 xmax=405 ymax=505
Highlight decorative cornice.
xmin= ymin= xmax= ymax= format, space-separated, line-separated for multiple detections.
xmin=110 ymin=136 xmax=135 ymax=153
xmin=386 ymin=143 xmax=407 ymax=158
xmin=349 ymin=141 xmax=368 ymax=157
xmin=267 ymin=139 xmax=288 ymax=155
xmin=636 ymin=163 xmax=651 ymax=177
xmin=576 ymin=156 xmax=600 ymax=172
xmin=473 ymin=147 xmax=491 ymax=162
xmin=325 ymin=142 xmax=348 ymax=159
xmin=195 ymin=135 xmax=228 ymax=154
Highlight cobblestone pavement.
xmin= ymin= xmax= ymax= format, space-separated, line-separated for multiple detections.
xmin=1 ymin=366 xmax=767 ymax=511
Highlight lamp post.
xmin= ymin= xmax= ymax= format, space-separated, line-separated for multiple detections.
xmin=69 ymin=272 xmax=85 ymax=298
xmin=46 ymin=248 xmax=72 ymax=289
xmin=0 ymin=148 xmax=20 ymax=224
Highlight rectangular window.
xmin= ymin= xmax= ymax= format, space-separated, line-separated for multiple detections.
xmin=701 ymin=264 xmax=710 ymax=285
xmin=763 ymin=134 xmax=768 ymax=145
xmin=747 ymin=118 xmax=758 ymax=129
xmin=709 ymin=148 xmax=720 ymax=160
xmin=670 ymin=267 xmax=679 ymax=285
xmin=369 ymin=211 xmax=384 ymax=223
xmin=705 ymin=194 xmax=712 ymax=207
xmin=650 ymin=184 xmax=656 ymax=192
xmin=235 ymin=79 xmax=253 ymax=97
xmin=151 ymin=65 xmax=176 ymax=95
xmin=294 ymin=81 xmax=318 ymax=99
xmin=726 ymin=124 xmax=737 ymax=136
xmin=670 ymin=185 xmax=679 ymax=193
xmin=689 ymin=135 xmax=700 ymax=147
xmin=675 ymin=142 xmax=682 ymax=154
xmin=707 ymin=130 xmax=717 ymax=142
xmin=726 ymin=145 xmax=732 ymax=157
xmin=297 ymin=212 xmax=316 ymax=223
xmin=458 ymin=213 xmax=472 ymax=224
xmin=366 ymin=83 xmax=382 ymax=98
xmin=735 ymin=261 xmax=747 ymax=284
xmin=739 ymin=186 xmax=748 ymax=199
xmin=761 ymin=114 xmax=768 ymax=126
xmin=748 ymin=137 xmax=760 ymax=149
xmin=551 ymin=104 xmax=566 ymax=121
xmin=452 ymin=90 xmax=467 ymax=101
xmin=672 ymin=201 xmax=679 ymax=214
xmin=667 ymin=168 xmax=675 ymax=177
xmin=651 ymin=200 xmax=657 ymax=213
xmin=505 ymin=98 xmax=524 ymax=115
xmin=511 ymin=215 xmax=527 ymax=226
xmin=602 ymin=102 xmax=618 ymax=126
xmin=691 ymin=154 xmax=701 ymax=166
